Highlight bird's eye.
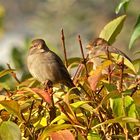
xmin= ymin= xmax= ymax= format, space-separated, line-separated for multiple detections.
xmin=93 ymin=43 xmax=97 ymax=46
xmin=31 ymin=43 xmax=39 ymax=48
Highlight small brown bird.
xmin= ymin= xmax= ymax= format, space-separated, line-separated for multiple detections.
xmin=27 ymin=39 xmax=80 ymax=95
xmin=86 ymin=38 xmax=131 ymax=72
xmin=87 ymin=38 xmax=131 ymax=61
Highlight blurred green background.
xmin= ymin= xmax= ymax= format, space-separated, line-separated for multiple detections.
xmin=0 ymin=0 xmax=140 ymax=87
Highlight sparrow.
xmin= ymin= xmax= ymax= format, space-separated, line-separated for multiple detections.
xmin=27 ymin=39 xmax=80 ymax=95
xmin=86 ymin=38 xmax=131 ymax=70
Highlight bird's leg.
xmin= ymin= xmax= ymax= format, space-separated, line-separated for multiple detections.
xmin=44 ymin=80 xmax=56 ymax=122
xmin=44 ymin=80 xmax=53 ymax=92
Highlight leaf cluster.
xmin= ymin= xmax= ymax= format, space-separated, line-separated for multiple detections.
xmin=1 ymin=3 xmax=140 ymax=140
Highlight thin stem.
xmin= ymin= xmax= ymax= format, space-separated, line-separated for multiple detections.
xmin=119 ymin=57 xmax=124 ymax=92
xmin=105 ymin=47 xmax=111 ymax=83
xmin=3 ymin=88 xmax=12 ymax=97
xmin=27 ymin=100 xmax=35 ymax=123
xmin=73 ymin=63 xmax=84 ymax=84
xmin=7 ymin=63 xmax=20 ymax=84
xmin=119 ymin=58 xmax=128 ymax=140
xmin=78 ymin=35 xmax=88 ymax=77
xmin=61 ymin=28 xmax=68 ymax=67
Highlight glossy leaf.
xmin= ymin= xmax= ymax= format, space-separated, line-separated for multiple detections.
xmin=110 ymin=95 xmax=136 ymax=119
xmin=71 ymin=101 xmax=90 ymax=109
xmin=50 ymin=130 xmax=75 ymax=140
xmin=31 ymin=88 xmax=51 ymax=104
xmin=124 ymin=96 xmax=136 ymax=118
xmin=88 ymin=60 xmax=112 ymax=91
xmin=99 ymin=15 xmax=126 ymax=44
xmin=0 ymin=121 xmax=21 ymax=140
xmin=0 ymin=100 xmax=23 ymax=121
xmin=112 ymin=53 xmax=136 ymax=73
xmin=51 ymin=113 xmax=67 ymax=124
xmin=103 ymin=82 xmax=117 ymax=92
xmin=101 ymin=92 xmax=120 ymax=106
xmin=133 ymin=58 xmax=140 ymax=74
xmin=115 ymin=0 xmax=130 ymax=14
xmin=67 ymin=57 xmax=81 ymax=65
xmin=110 ymin=96 xmax=124 ymax=117
xmin=92 ymin=117 xmax=140 ymax=130
xmin=38 ymin=124 xmax=72 ymax=140
xmin=88 ymin=71 xmax=102 ymax=91
xmin=33 ymin=117 xmax=47 ymax=130
xmin=79 ymin=103 xmax=94 ymax=112
xmin=64 ymin=93 xmax=80 ymax=123
xmin=87 ymin=132 xmax=101 ymax=140
xmin=132 ymin=90 xmax=140 ymax=106
xmin=0 ymin=69 xmax=15 ymax=78
xmin=129 ymin=15 xmax=140 ymax=49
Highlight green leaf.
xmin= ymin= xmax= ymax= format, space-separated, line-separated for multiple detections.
xmin=0 ymin=69 xmax=15 ymax=78
xmin=133 ymin=59 xmax=140 ymax=74
xmin=0 ymin=100 xmax=23 ymax=121
xmin=0 ymin=121 xmax=21 ymax=140
xmin=51 ymin=114 xmax=67 ymax=124
xmin=67 ymin=57 xmax=81 ymax=70
xmin=99 ymin=15 xmax=126 ymax=44
xmin=124 ymin=96 xmax=136 ymax=118
xmin=103 ymin=82 xmax=117 ymax=92
xmin=101 ymin=92 xmax=120 ymax=106
xmin=80 ymin=103 xmax=94 ymax=112
xmin=33 ymin=116 xmax=47 ymax=130
xmin=87 ymin=132 xmax=101 ymax=140
xmin=67 ymin=57 xmax=81 ymax=65
xmin=71 ymin=101 xmax=90 ymax=109
xmin=91 ymin=117 xmax=140 ymax=130
xmin=110 ymin=95 xmax=136 ymax=118
xmin=110 ymin=96 xmax=124 ymax=117
xmin=132 ymin=90 xmax=140 ymax=107
xmin=129 ymin=15 xmax=140 ymax=49
xmin=115 ymin=0 xmax=131 ymax=14
xmin=111 ymin=53 xmax=136 ymax=73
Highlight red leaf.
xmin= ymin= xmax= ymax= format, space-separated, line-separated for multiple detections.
xmin=32 ymin=88 xmax=51 ymax=104
xmin=88 ymin=72 xmax=102 ymax=91
xmin=50 ymin=130 xmax=75 ymax=140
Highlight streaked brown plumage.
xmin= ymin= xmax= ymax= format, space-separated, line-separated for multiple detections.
xmin=86 ymin=38 xmax=131 ymax=72
xmin=87 ymin=38 xmax=131 ymax=62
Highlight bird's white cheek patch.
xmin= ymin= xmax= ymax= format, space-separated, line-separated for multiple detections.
xmin=39 ymin=49 xmax=45 ymax=53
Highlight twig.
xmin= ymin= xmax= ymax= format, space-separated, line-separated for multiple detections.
xmin=61 ymin=28 xmax=68 ymax=67
xmin=78 ymin=35 xmax=88 ymax=77
xmin=3 ymin=88 xmax=12 ymax=97
xmin=105 ymin=47 xmax=111 ymax=83
xmin=119 ymin=58 xmax=128 ymax=140
xmin=44 ymin=81 xmax=56 ymax=122
xmin=119 ymin=57 xmax=124 ymax=92
xmin=27 ymin=100 xmax=35 ymax=123
xmin=73 ymin=63 xmax=84 ymax=84
xmin=7 ymin=63 xmax=20 ymax=84
xmin=87 ymin=112 xmax=96 ymax=130
xmin=58 ymin=103 xmax=84 ymax=135
xmin=130 ymin=85 xmax=138 ymax=97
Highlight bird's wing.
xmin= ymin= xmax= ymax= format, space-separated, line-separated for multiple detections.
xmin=46 ymin=51 xmax=74 ymax=87
xmin=108 ymin=46 xmax=131 ymax=62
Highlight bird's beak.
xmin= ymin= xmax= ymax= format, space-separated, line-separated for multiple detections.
xmin=86 ymin=44 xmax=92 ymax=49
